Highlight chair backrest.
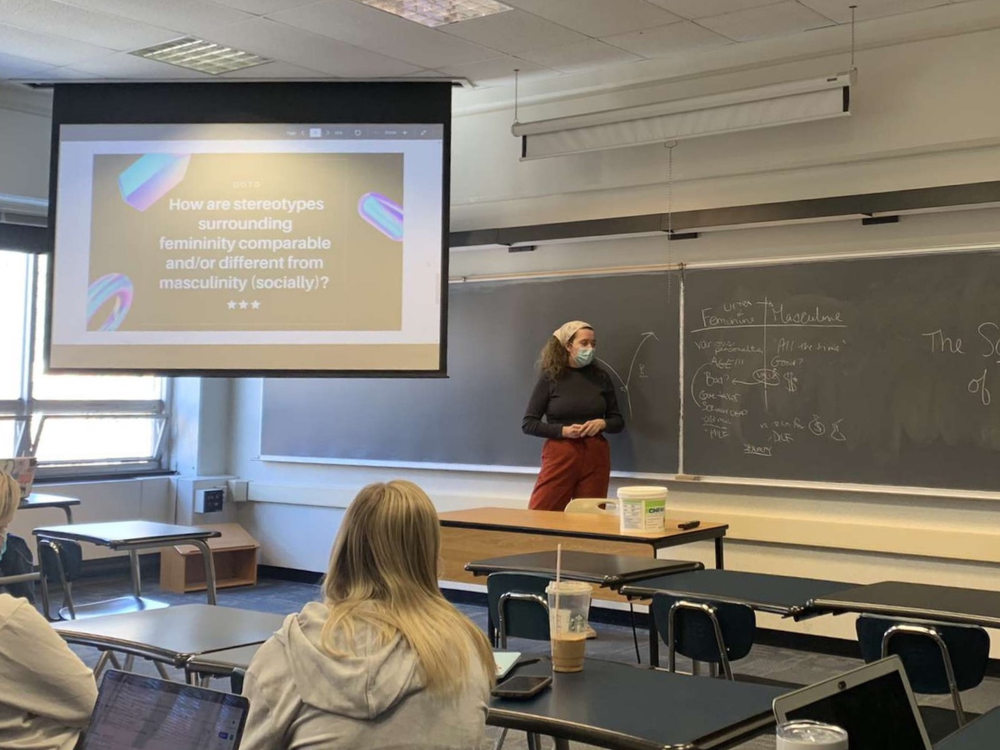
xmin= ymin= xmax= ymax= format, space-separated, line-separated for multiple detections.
xmin=486 ymin=572 xmax=551 ymax=643
xmin=856 ymin=616 xmax=989 ymax=694
xmin=651 ymin=593 xmax=756 ymax=665
xmin=565 ymin=498 xmax=617 ymax=515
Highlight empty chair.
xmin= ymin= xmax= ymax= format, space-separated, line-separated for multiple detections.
xmin=564 ymin=498 xmax=617 ymax=515
xmin=856 ymin=615 xmax=989 ymax=727
xmin=651 ymin=593 xmax=756 ymax=680
xmin=486 ymin=573 xmax=553 ymax=750
xmin=486 ymin=572 xmax=551 ymax=648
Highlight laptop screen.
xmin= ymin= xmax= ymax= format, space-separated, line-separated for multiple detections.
xmin=82 ymin=671 xmax=248 ymax=750
xmin=785 ymin=670 xmax=929 ymax=750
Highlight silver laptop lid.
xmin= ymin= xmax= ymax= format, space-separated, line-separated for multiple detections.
xmin=81 ymin=670 xmax=248 ymax=750
xmin=773 ymin=656 xmax=932 ymax=750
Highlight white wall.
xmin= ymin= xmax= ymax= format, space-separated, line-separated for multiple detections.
xmin=0 ymin=85 xmax=50 ymax=202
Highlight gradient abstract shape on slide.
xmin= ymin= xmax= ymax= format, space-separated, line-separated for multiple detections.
xmin=358 ymin=192 xmax=403 ymax=241
xmin=87 ymin=273 xmax=134 ymax=331
xmin=118 ymin=154 xmax=191 ymax=211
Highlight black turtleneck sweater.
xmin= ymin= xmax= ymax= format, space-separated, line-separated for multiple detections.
xmin=522 ymin=364 xmax=625 ymax=439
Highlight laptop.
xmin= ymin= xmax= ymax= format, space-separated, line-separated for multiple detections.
xmin=494 ymin=651 xmax=521 ymax=679
xmin=81 ymin=670 xmax=249 ymax=750
xmin=0 ymin=457 xmax=36 ymax=499
xmin=773 ymin=656 xmax=932 ymax=750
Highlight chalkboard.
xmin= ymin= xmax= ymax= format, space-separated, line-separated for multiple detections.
xmin=262 ymin=272 xmax=680 ymax=474
xmin=683 ymin=251 xmax=1000 ymax=491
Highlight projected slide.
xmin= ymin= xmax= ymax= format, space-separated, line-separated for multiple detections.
xmin=50 ymin=124 xmax=444 ymax=373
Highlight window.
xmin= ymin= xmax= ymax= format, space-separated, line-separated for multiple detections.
xmin=0 ymin=247 xmax=168 ymax=477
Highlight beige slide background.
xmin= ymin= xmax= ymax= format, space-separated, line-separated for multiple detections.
xmin=88 ymin=152 xmax=404 ymax=332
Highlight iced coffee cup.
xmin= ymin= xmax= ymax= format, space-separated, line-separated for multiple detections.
xmin=546 ymin=580 xmax=592 ymax=673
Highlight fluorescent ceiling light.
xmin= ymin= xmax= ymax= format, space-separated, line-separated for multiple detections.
xmin=131 ymin=37 xmax=271 ymax=75
xmin=513 ymin=72 xmax=854 ymax=160
xmin=359 ymin=0 xmax=513 ymax=27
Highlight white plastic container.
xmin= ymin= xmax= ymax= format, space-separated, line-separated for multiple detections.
xmin=616 ymin=486 xmax=667 ymax=533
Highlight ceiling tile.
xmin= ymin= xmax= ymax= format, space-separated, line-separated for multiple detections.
xmin=438 ymin=55 xmax=554 ymax=87
xmin=268 ymin=1 xmax=498 ymax=70
xmin=698 ymin=1 xmax=835 ymax=41
xmin=799 ymin=0 xmax=949 ymax=23
xmin=218 ymin=60 xmax=329 ymax=78
xmin=643 ymin=0 xmax=784 ymax=20
xmin=605 ymin=20 xmax=731 ymax=58
xmin=517 ymin=39 xmax=644 ymax=72
xmin=0 ymin=0 xmax=174 ymax=51
xmin=57 ymin=0 xmax=253 ymax=36
xmin=440 ymin=9 xmax=589 ymax=55
xmin=209 ymin=0 xmax=317 ymax=15
xmin=0 ymin=49 xmax=55 ymax=78
xmin=27 ymin=65 xmax=102 ymax=79
xmin=0 ymin=22 xmax=115 ymax=65
xmin=502 ymin=0 xmax=681 ymax=37
xmin=70 ymin=50 xmax=209 ymax=77
xmin=207 ymin=18 xmax=421 ymax=77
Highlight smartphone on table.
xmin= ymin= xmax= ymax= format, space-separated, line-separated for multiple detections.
xmin=491 ymin=675 xmax=552 ymax=700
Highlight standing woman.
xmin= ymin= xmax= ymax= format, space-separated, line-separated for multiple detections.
xmin=523 ymin=320 xmax=625 ymax=511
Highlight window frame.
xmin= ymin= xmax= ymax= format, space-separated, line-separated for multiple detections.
xmin=0 ymin=237 xmax=171 ymax=480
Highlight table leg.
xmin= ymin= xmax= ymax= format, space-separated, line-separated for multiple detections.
xmin=63 ymin=506 xmax=73 ymax=524
xmin=648 ymin=617 xmax=660 ymax=668
xmin=715 ymin=537 xmax=725 ymax=569
xmin=190 ymin=540 xmax=218 ymax=606
xmin=129 ymin=550 xmax=143 ymax=599
xmin=94 ymin=651 xmax=112 ymax=679
xmin=37 ymin=562 xmax=52 ymax=621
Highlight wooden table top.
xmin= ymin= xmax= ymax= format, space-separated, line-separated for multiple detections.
xmin=439 ymin=507 xmax=727 ymax=545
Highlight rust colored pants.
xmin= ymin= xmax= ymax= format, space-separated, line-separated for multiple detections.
xmin=528 ymin=436 xmax=611 ymax=511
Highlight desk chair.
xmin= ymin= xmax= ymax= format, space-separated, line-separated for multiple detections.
xmin=37 ymin=538 xmax=81 ymax=620
xmin=564 ymin=498 xmax=617 ymax=515
xmin=856 ymin=615 xmax=989 ymax=728
xmin=486 ymin=573 xmax=555 ymax=750
xmin=651 ymin=593 xmax=756 ymax=680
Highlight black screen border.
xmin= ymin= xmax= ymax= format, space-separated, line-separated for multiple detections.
xmin=47 ymin=81 xmax=451 ymax=379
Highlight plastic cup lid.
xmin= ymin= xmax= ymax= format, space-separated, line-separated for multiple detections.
xmin=545 ymin=580 xmax=592 ymax=595
xmin=617 ymin=486 xmax=668 ymax=499
xmin=777 ymin=721 xmax=848 ymax=742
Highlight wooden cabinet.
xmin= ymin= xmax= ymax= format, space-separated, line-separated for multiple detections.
xmin=160 ymin=523 xmax=259 ymax=593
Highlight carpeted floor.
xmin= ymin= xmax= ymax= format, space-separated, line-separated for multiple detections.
xmin=44 ymin=572 xmax=1000 ymax=749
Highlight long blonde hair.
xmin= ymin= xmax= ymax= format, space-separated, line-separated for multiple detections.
xmin=321 ymin=480 xmax=495 ymax=695
xmin=0 ymin=471 xmax=19 ymax=527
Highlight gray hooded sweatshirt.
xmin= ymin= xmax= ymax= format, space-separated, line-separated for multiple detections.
xmin=240 ymin=601 xmax=491 ymax=750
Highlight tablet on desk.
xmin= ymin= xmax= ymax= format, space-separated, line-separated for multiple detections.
xmin=494 ymin=651 xmax=521 ymax=680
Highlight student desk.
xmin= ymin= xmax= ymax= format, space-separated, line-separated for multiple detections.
xmin=935 ymin=706 xmax=1000 ymax=750
xmin=441 ymin=508 xmax=727 ymax=603
xmin=619 ymin=570 xmax=854 ymax=667
xmin=489 ymin=657 xmax=786 ymax=750
xmin=465 ymin=551 xmax=704 ymax=588
xmin=33 ymin=521 xmax=221 ymax=619
xmin=53 ymin=604 xmax=283 ymax=679
xmin=807 ymin=581 xmax=1000 ymax=628
xmin=19 ymin=493 xmax=79 ymax=523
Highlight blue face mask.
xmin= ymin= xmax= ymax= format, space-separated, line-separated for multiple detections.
xmin=574 ymin=347 xmax=595 ymax=367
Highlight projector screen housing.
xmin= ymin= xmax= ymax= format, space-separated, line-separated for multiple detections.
xmin=47 ymin=82 xmax=451 ymax=377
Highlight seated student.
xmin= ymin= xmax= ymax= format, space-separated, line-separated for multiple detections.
xmin=241 ymin=480 xmax=495 ymax=750
xmin=0 ymin=470 xmax=98 ymax=750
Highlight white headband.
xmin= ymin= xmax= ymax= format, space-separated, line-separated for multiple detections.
xmin=553 ymin=320 xmax=592 ymax=347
